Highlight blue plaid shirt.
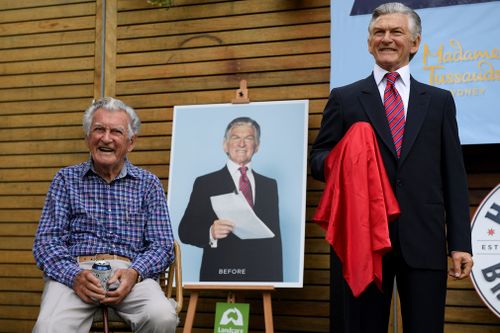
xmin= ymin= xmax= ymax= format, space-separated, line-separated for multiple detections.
xmin=33 ymin=159 xmax=174 ymax=288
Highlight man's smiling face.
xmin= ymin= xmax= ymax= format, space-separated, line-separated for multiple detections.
xmin=86 ymin=108 xmax=135 ymax=177
xmin=368 ymin=13 xmax=420 ymax=72
xmin=223 ymin=124 xmax=259 ymax=166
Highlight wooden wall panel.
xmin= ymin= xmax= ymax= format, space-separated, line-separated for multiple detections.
xmin=0 ymin=1 xmax=98 ymax=331
xmin=0 ymin=0 xmax=498 ymax=332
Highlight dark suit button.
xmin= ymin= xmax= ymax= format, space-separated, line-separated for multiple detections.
xmin=396 ymin=179 xmax=403 ymax=187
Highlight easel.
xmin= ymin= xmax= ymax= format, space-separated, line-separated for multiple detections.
xmin=182 ymin=284 xmax=275 ymax=333
xmin=182 ymin=80 xmax=276 ymax=333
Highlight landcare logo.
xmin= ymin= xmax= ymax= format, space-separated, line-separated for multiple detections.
xmin=470 ymin=184 xmax=500 ymax=317
xmin=214 ymin=302 xmax=249 ymax=333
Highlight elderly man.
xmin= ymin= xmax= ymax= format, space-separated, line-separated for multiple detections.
xmin=179 ymin=116 xmax=282 ymax=282
xmin=310 ymin=3 xmax=473 ymax=333
xmin=32 ymin=97 xmax=177 ymax=333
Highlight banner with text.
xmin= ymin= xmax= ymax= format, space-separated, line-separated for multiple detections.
xmin=330 ymin=0 xmax=500 ymax=144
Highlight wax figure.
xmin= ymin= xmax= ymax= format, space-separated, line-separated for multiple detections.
xmin=33 ymin=97 xmax=177 ymax=333
xmin=179 ymin=117 xmax=282 ymax=282
xmin=310 ymin=3 xmax=473 ymax=333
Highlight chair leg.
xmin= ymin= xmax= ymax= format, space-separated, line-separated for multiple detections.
xmin=102 ymin=306 xmax=109 ymax=333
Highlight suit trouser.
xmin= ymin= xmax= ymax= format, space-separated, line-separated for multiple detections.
xmin=330 ymin=247 xmax=447 ymax=333
xmin=32 ymin=260 xmax=178 ymax=333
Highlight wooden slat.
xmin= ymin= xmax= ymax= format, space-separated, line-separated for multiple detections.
xmin=0 ymin=320 xmax=36 ymax=333
xmin=118 ymin=84 xmax=330 ymax=108
xmin=0 ymin=237 xmax=34 ymax=250
xmin=117 ymin=69 xmax=330 ymax=95
xmin=0 ymin=3 xmax=96 ymax=23
xmin=117 ymin=8 xmax=329 ymax=39
xmin=0 ymin=222 xmax=40 ymax=235
xmin=117 ymin=0 xmax=224 ymax=11
xmin=118 ymin=38 xmax=329 ymax=67
xmin=445 ymin=306 xmax=500 ymax=325
xmin=445 ymin=323 xmax=500 ymax=333
xmin=117 ymin=22 xmax=330 ymax=53
xmin=0 ymin=17 xmax=95 ymax=37
xmin=0 ymin=0 xmax=87 ymax=10
xmin=0 ymin=292 xmax=42 ymax=305
xmin=0 ymin=85 xmax=93 ymax=103
xmin=0 ymin=58 xmax=95 ymax=76
xmin=0 ymin=265 xmax=41 ymax=279
xmin=0 ymin=32 xmax=95 ymax=50
xmin=0 ymin=306 xmax=39 ymax=320
xmin=0 ymin=98 xmax=92 ymax=116
xmin=116 ymin=54 xmax=329 ymax=81
xmin=0 ymin=251 xmax=36 ymax=264
xmin=118 ymin=0 xmax=329 ymax=25
xmin=0 ymin=43 xmax=94 ymax=62
xmin=0 ymin=71 xmax=94 ymax=89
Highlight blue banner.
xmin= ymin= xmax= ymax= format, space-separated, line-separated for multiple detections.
xmin=331 ymin=0 xmax=500 ymax=144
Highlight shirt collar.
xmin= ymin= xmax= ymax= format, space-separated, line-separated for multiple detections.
xmin=373 ymin=63 xmax=410 ymax=88
xmin=226 ymin=159 xmax=252 ymax=175
xmin=82 ymin=158 xmax=137 ymax=180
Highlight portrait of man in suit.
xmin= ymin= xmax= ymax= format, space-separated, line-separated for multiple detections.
xmin=178 ymin=116 xmax=283 ymax=282
xmin=311 ymin=3 xmax=473 ymax=333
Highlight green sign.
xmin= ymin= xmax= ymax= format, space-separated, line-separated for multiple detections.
xmin=213 ymin=302 xmax=250 ymax=333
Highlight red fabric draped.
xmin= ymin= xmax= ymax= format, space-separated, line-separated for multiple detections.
xmin=313 ymin=122 xmax=400 ymax=297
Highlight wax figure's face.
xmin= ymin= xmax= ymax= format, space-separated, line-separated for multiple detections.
xmin=86 ymin=108 xmax=135 ymax=175
xmin=223 ymin=124 xmax=259 ymax=166
xmin=368 ymin=13 xmax=421 ymax=72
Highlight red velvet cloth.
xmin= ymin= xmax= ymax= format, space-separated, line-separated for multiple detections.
xmin=313 ymin=122 xmax=400 ymax=297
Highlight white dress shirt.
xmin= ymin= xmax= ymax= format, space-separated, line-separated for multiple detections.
xmin=373 ymin=63 xmax=411 ymax=117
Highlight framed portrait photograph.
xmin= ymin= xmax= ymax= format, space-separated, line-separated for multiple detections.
xmin=167 ymin=100 xmax=308 ymax=287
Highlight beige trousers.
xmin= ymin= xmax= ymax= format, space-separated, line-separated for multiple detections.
xmin=32 ymin=260 xmax=177 ymax=333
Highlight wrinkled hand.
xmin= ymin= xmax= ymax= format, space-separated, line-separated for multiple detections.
xmin=100 ymin=268 xmax=138 ymax=305
xmin=449 ymin=251 xmax=473 ymax=279
xmin=73 ymin=270 xmax=106 ymax=304
xmin=211 ymin=219 xmax=234 ymax=240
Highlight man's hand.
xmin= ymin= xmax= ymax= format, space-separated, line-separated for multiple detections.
xmin=448 ymin=251 xmax=473 ymax=279
xmin=100 ymin=268 xmax=138 ymax=305
xmin=73 ymin=270 xmax=106 ymax=304
xmin=211 ymin=219 xmax=235 ymax=240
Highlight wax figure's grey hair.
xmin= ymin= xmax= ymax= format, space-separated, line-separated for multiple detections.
xmin=83 ymin=97 xmax=140 ymax=139
xmin=224 ymin=117 xmax=261 ymax=145
xmin=368 ymin=2 xmax=422 ymax=61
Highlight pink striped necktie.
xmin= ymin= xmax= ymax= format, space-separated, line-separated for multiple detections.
xmin=239 ymin=167 xmax=253 ymax=207
xmin=384 ymin=72 xmax=405 ymax=158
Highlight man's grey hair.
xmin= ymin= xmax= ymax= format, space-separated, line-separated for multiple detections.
xmin=83 ymin=97 xmax=140 ymax=139
xmin=224 ymin=117 xmax=261 ymax=145
xmin=368 ymin=2 xmax=422 ymax=60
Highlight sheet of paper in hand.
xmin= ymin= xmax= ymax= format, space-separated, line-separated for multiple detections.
xmin=210 ymin=192 xmax=275 ymax=239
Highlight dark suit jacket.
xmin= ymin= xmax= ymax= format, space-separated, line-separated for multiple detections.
xmin=178 ymin=166 xmax=283 ymax=282
xmin=310 ymin=74 xmax=472 ymax=270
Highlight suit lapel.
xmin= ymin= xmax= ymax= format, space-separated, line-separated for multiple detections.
xmin=358 ymin=75 xmax=397 ymax=158
xmin=399 ymin=77 xmax=431 ymax=164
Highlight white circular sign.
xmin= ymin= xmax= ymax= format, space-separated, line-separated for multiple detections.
xmin=470 ymin=184 xmax=500 ymax=318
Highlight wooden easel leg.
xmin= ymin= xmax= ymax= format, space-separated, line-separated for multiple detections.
xmin=262 ymin=292 xmax=274 ymax=333
xmin=183 ymin=291 xmax=199 ymax=333
xmin=227 ymin=291 xmax=236 ymax=303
